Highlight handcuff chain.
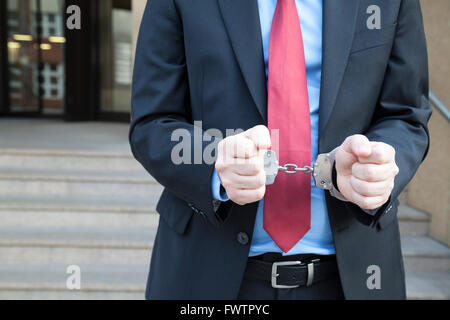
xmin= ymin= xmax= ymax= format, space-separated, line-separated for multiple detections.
xmin=278 ymin=164 xmax=314 ymax=174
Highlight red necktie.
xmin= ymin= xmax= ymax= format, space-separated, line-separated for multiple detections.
xmin=264 ymin=0 xmax=311 ymax=253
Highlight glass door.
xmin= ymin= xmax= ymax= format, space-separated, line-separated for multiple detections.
xmin=6 ymin=0 xmax=65 ymax=115
xmin=99 ymin=0 xmax=133 ymax=116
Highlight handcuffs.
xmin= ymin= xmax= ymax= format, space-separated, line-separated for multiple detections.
xmin=264 ymin=149 xmax=347 ymax=201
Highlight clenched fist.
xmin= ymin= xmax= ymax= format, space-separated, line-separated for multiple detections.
xmin=336 ymin=135 xmax=399 ymax=210
xmin=215 ymin=125 xmax=271 ymax=206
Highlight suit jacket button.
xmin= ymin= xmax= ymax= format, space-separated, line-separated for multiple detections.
xmin=237 ymin=232 xmax=249 ymax=245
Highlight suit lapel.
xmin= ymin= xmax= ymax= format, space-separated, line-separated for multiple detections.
xmin=319 ymin=0 xmax=360 ymax=135
xmin=217 ymin=0 xmax=268 ymax=122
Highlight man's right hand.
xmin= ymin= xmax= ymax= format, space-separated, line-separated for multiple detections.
xmin=215 ymin=125 xmax=271 ymax=206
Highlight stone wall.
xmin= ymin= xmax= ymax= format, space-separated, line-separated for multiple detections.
xmin=407 ymin=0 xmax=450 ymax=246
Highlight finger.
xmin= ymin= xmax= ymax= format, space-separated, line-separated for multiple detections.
xmin=350 ymin=176 xmax=394 ymax=197
xmin=223 ymin=135 xmax=258 ymax=159
xmin=336 ymin=147 xmax=358 ymax=176
xmin=222 ymin=171 xmax=266 ymax=190
xmin=350 ymin=192 xmax=390 ymax=211
xmin=244 ymin=125 xmax=272 ymax=150
xmin=231 ymin=156 xmax=264 ymax=176
xmin=358 ymin=142 xmax=396 ymax=165
xmin=352 ymin=162 xmax=397 ymax=182
xmin=341 ymin=135 xmax=372 ymax=158
xmin=229 ymin=187 xmax=266 ymax=205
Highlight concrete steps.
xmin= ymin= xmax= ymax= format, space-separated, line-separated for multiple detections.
xmin=0 ymin=168 xmax=163 ymax=200
xmin=398 ymin=205 xmax=430 ymax=236
xmin=0 ymin=192 xmax=160 ymax=228
xmin=0 ymin=264 xmax=147 ymax=300
xmin=406 ymin=272 xmax=450 ymax=300
xmin=0 ymin=226 xmax=156 ymax=265
xmin=0 ymin=146 xmax=449 ymax=300
xmin=0 ymin=148 xmax=159 ymax=299
xmin=402 ymin=235 xmax=450 ymax=273
xmin=0 ymin=149 xmax=143 ymax=172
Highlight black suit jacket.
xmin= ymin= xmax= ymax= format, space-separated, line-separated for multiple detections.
xmin=130 ymin=0 xmax=432 ymax=300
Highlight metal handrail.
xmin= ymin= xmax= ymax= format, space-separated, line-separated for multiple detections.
xmin=429 ymin=91 xmax=450 ymax=122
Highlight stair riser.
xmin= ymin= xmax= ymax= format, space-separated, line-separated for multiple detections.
xmin=0 ymin=210 xmax=159 ymax=228
xmin=0 ymin=155 xmax=142 ymax=172
xmin=0 ymin=247 xmax=153 ymax=265
xmin=399 ymin=221 xmax=429 ymax=236
xmin=0 ymin=180 xmax=163 ymax=200
xmin=0 ymin=290 xmax=145 ymax=300
xmin=403 ymin=257 xmax=450 ymax=273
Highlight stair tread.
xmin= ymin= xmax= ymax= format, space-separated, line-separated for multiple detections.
xmin=0 ymin=194 xmax=159 ymax=213
xmin=406 ymin=272 xmax=450 ymax=300
xmin=0 ymin=263 xmax=147 ymax=290
xmin=401 ymin=236 xmax=450 ymax=258
xmin=0 ymin=226 xmax=157 ymax=248
xmin=0 ymin=120 xmax=131 ymax=154
xmin=0 ymin=167 xmax=157 ymax=183
xmin=398 ymin=205 xmax=430 ymax=221
xmin=0 ymin=148 xmax=133 ymax=158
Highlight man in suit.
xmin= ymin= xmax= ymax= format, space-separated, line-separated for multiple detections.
xmin=130 ymin=0 xmax=432 ymax=300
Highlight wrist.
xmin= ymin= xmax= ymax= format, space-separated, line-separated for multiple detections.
xmin=315 ymin=148 xmax=349 ymax=202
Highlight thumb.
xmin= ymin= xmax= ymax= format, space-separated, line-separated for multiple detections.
xmin=244 ymin=125 xmax=272 ymax=151
xmin=341 ymin=135 xmax=372 ymax=158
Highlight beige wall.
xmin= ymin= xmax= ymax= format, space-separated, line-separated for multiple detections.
xmin=131 ymin=0 xmax=147 ymax=64
xmin=408 ymin=1 xmax=450 ymax=246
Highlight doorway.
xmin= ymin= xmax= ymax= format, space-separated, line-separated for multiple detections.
xmin=5 ymin=0 xmax=66 ymax=116
xmin=1 ymin=0 xmax=134 ymax=122
xmin=98 ymin=0 xmax=133 ymax=121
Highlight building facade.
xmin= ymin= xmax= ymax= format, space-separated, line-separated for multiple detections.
xmin=0 ymin=0 xmax=137 ymax=121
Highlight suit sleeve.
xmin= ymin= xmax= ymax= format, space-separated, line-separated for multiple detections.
xmin=129 ymin=0 xmax=223 ymax=226
xmin=364 ymin=0 xmax=432 ymax=225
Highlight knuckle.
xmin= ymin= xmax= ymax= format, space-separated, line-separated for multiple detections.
xmin=375 ymin=150 xmax=385 ymax=162
xmin=255 ymin=187 xmax=266 ymax=200
xmin=256 ymin=173 xmax=266 ymax=187
xmin=359 ymin=182 xmax=370 ymax=195
xmin=389 ymin=182 xmax=395 ymax=192
xmin=390 ymin=145 xmax=396 ymax=157
xmin=228 ymin=189 xmax=240 ymax=201
xmin=359 ymin=198 xmax=371 ymax=209
xmin=383 ymin=142 xmax=395 ymax=153
xmin=384 ymin=193 xmax=391 ymax=203
xmin=344 ymin=136 xmax=354 ymax=145
xmin=351 ymin=191 xmax=360 ymax=203
xmin=249 ymin=161 xmax=262 ymax=174
xmin=351 ymin=162 xmax=361 ymax=174
xmin=221 ymin=178 xmax=232 ymax=190
xmin=215 ymin=161 xmax=226 ymax=173
xmin=364 ymin=166 xmax=377 ymax=180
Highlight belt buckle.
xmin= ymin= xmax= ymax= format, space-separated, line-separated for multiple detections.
xmin=271 ymin=261 xmax=302 ymax=289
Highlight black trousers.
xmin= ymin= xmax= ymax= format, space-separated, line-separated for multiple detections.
xmin=238 ymin=254 xmax=345 ymax=300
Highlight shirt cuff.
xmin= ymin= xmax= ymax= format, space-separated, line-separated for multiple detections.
xmin=212 ymin=169 xmax=230 ymax=202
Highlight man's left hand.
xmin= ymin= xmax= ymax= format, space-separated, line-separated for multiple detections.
xmin=335 ymin=135 xmax=399 ymax=210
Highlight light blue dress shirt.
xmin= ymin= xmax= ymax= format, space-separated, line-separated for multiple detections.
xmin=212 ymin=0 xmax=335 ymax=257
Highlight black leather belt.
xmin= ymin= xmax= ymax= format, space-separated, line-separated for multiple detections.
xmin=245 ymin=255 xmax=339 ymax=289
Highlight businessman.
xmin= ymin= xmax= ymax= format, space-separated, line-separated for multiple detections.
xmin=130 ymin=0 xmax=432 ymax=300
